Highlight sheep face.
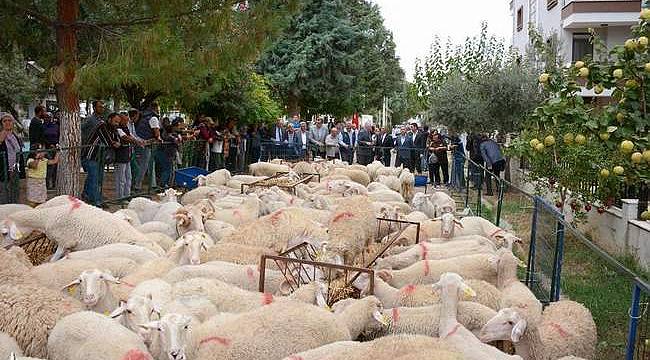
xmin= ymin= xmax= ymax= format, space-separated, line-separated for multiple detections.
xmin=0 ymin=219 xmax=28 ymax=245
xmin=159 ymin=188 xmax=182 ymax=203
xmin=173 ymin=232 xmax=210 ymax=265
xmin=194 ymin=175 xmax=208 ymax=187
xmin=141 ymin=313 xmax=193 ymax=360
xmin=63 ymin=269 xmax=120 ymax=307
xmin=478 ymin=307 xmax=527 ymax=343
xmin=175 ymin=206 xmax=207 ymax=234
xmin=437 ymin=213 xmax=462 ymax=238
xmin=110 ymin=294 xmax=160 ymax=342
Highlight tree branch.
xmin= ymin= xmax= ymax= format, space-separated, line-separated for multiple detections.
xmin=3 ymin=0 xmax=54 ymax=27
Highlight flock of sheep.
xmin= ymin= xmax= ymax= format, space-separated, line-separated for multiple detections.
xmin=0 ymin=158 xmax=597 ymax=360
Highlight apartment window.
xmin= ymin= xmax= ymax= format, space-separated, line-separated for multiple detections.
xmin=572 ymin=33 xmax=593 ymax=62
xmin=547 ymin=0 xmax=558 ymax=10
xmin=517 ymin=7 xmax=523 ymax=32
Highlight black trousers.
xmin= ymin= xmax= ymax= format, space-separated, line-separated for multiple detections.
xmin=485 ymin=159 xmax=506 ymax=195
xmin=429 ymin=162 xmax=449 ymax=185
xmin=396 ymin=155 xmax=410 ymax=169
xmin=382 ymin=152 xmax=391 ymax=167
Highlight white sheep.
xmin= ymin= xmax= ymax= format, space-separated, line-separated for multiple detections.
xmin=202 ymin=220 xmax=235 ymax=243
xmin=479 ymin=300 xmax=597 ymax=360
xmin=0 ymin=284 xmax=83 ymax=358
xmin=0 ymin=247 xmax=34 ymax=285
xmin=326 ymin=179 xmax=368 ymax=197
xmin=455 ymin=216 xmax=523 ymax=246
xmin=330 ymin=168 xmax=371 ymax=186
xmin=137 ymin=221 xmax=177 ymax=239
xmin=62 ymin=269 xmax=122 ymax=314
xmin=377 ymin=253 xmax=499 ymax=288
xmin=128 ymin=196 xmax=163 ymax=223
xmin=369 ymin=189 xmax=405 ymax=203
xmin=140 ymin=313 xmax=194 ymax=360
xmin=399 ymin=169 xmax=415 ymax=203
xmin=167 ymin=231 xmax=214 ymax=265
xmin=367 ymin=181 xmax=391 ymax=192
xmin=195 ymin=168 xmax=231 ymax=187
xmin=110 ymin=259 xmax=177 ymax=301
xmin=144 ymin=232 xmax=176 ymax=251
xmin=190 ymin=296 xmax=385 ymax=360
xmin=31 ymin=257 xmax=138 ymax=290
xmin=65 ymin=243 xmax=160 ymax=264
xmin=325 ymin=196 xmax=376 ymax=265
xmin=0 ymin=332 xmax=22 ymax=360
xmin=47 ymin=311 xmax=151 ymax=360
xmin=377 ymin=175 xmax=402 ymax=192
xmin=109 ymin=294 xmax=161 ymax=342
xmin=3 ymin=201 xmax=157 ymax=261
xmin=494 ymin=248 xmax=543 ymax=324
xmin=113 ymin=208 xmax=142 ymax=227
xmin=435 ymin=273 xmax=522 ymax=360
xmin=225 ymin=175 xmax=267 ymax=190
xmin=200 ymin=242 xmax=276 ymax=265
xmin=248 ymin=161 xmax=290 ymax=177
xmin=375 ymin=238 xmax=496 ymax=270
xmin=205 ymin=194 xmax=261 ymax=227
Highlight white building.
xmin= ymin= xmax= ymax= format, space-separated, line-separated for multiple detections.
xmin=511 ymin=0 xmax=641 ymax=64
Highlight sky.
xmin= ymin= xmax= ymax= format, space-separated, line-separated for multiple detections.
xmin=372 ymin=0 xmax=513 ymax=80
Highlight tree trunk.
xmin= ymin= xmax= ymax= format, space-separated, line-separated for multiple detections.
xmin=287 ymin=93 xmax=300 ymax=116
xmin=54 ymin=0 xmax=81 ymax=197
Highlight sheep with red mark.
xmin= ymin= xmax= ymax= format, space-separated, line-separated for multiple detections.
xmin=162 ymin=261 xmax=286 ymax=293
xmin=375 ymin=237 xmax=497 ymax=270
xmin=204 ymin=194 xmax=261 ymax=227
xmin=47 ymin=311 xmax=152 ymax=360
xmin=190 ymin=296 xmax=386 ymax=360
xmin=391 ymin=214 xmax=464 ymax=246
xmin=0 ymin=284 xmax=83 ymax=358
xmin=324 ymin=196 xmax=376 ymax=265
xmin=1 ymin=200 xmax=160 ymax=261
xmin=376 ymin=253 xmax=499 ymax=288
xmin=479 ymin=300 xmax=597 ymax=360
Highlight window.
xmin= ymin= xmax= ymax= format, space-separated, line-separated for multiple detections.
xmin=572 ymin=33 xmax=593 ymax=62
xmin=517 ymin=7 xmax=523 ymax=32
xmin=547 ymin=0 xmax=558 ymax=10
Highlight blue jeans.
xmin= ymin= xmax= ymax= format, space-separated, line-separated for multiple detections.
xmin=114 ymin=162 xmax=132 ymax=199
xmin=154 ymin=150 xmax=172 ymax=188
xmin=451 ymin=156 xmax=466 ymax=190
xmin=81 ymin=159 xmax=101 ymax=205
xmin=133 ymin=146 xmax=151 ymax=191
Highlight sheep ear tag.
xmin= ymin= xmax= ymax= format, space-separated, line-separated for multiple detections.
xmin=373 ymin=310 xmax=389 ymax=326
xmin=67 ymin=285 xmax=76 ymax=295
xmin=462 ymin=286 xmax=476 ymax=300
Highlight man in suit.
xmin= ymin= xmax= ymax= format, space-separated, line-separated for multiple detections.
xmin=378 ymin=127 xmax=393 ymax=166
xmin=395 ymin=125 xmax=413 ymax=169
xmin=357 ymin=122 xmax=373 ymax=165
xmin=412 ymin=123 xmax=428 ymax=173
xmin=338 ymin=122 xmax=355 ymax=164
xmin=308 ymin=117 xmax=328 ymax=158
xmin=294 ymin=121 xmax=309 ymax=159
xmin=270 ymin=118 xmax=287 ymax=160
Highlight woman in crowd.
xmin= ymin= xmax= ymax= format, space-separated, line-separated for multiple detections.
xmin=0 ymin=113 xmax=24 ymax=204
xmin=448 ymin=132 xmax=466 ymax=191
xmin=427 ymin=131 xmax=449 ymax=188
xmin=25 ymin=144 xmax=59 ymax=206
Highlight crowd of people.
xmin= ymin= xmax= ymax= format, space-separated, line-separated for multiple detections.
xmin=0 ymin=104 xmax=506 ymax=205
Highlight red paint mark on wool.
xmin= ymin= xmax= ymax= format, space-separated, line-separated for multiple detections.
xmin=489 ymin=228 xmax=504 ymax=239
xmin=400 ymin=284 xmax=417 ymax=295
xmin=516 ymin=303 xmax=529 ymax=309
xmin=261 ymin=292 xmax=274 ymax=305
xmin=200 ymin=336 xmax=232 ymax=347
xmin=246 ymin=267 xmax=255 ymax=280
xmin=392 ymin=308 xmax=400 ymax=324
xmin=121 ymin=349 xmax=152 ymax=360
xmin=67 ymin=195 xmax=82 ymax=213
xmin=549 ymin=322 xmax=570 ymax=338
xmin=232 ymin=209 xmax=242 ymax=219
xmin=287 ymin=356 xmax=304 ymax=360
xmin=270 ymin=210 xmax=283 ymax=226
xmin=423 ymin=261 xmax=430 ymax=276
xmin=419 ymin=243 xmax=428 ymax=260
xmin=444 ymin=323 xmax=462 ymax=338
xmin=332 ymin=212 xmax=354 ymax=223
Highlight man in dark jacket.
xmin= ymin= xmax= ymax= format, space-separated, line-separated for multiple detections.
xmin=29 ymin=105 xmax=48 ymax=150
xmin=357 ymin=123 xmax=373 ymax=165
xmin=479 ymin=134 xmax=505 ymax=196
xmin=395 ymin=126 xmax=413 ymax=169
xmin=378 ymin=127 xmax=393 ymax=166
xmin=411 ymin=123 xmax=428 ymax=173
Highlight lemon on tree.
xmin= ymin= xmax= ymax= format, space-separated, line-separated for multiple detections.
xmin=640 ymin=36 xmax=649 ymax=47
xmin=575 ymin=134 xmax=587 ymax=145
xmin=544 ymin=135 xmax=555 ymax=146
xmin=574 ymin=61 xmax=585 ymax=69
xmin=594 ymin=84 xmax=604 ymax=94
xmin=535 ymin=143 xmax=545 ymax=152
xmin=563 ymin=133 xmax=574 ymax=144
xmin=642 ymin=211 xmax=650 ymax=221
xmin=620 ymin=140 xmax=635 ymax=154
xmin=578 ymin=67 xmax=589 ymax=78
xmin=616 ymin=112 xmax=626 ymax=123
xmin=625 ymin=39 xmax=637 ymax=50
xmin=529 ymin=138 xmax=540 ymax=148
xmin=631 ymin=152 xmax=643 ymax=163
xmin=599 ymin=132 xmax=610 ymax=141
xmin=539 ymin=73 xmax=550 ymax=83
xmin=642 ymin=8 xmax=650 ymax=20
xmin=613 ymin=166 xmax=625 ymax=175
xmin=626 ymin=79 xmax=638 ymax=89
xmin=600 ymin=169 xmax=610 ymax=178
xmin=645 ymin=63 xmax=650 ymax=72
xmin=613 ymin=69 xmax=624 ymax=78
xmin=643 ymin=150 xmax=650 ymax=162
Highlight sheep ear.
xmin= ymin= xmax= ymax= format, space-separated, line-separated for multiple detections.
xmin=110 ymin=301 xmax=127 ymax=318
xmin=102 ymin=272 xmax=121 ymax=284
xmin=138 ymin=321 xmax=161 ymax=331
xmin=201 ymin=242 xmax=208 ymax=251
xmin=9 ymin=352 xmax=17 ymax=360
xmin=453 ymin=219 xmax=464 ymax=228
xmin=62 ymin=278 xmax=81 ymax=290
xmin=511 ymin=318 xmax=527 ymax=342
xmin=373 ymin=309 xmax=389 ymax=326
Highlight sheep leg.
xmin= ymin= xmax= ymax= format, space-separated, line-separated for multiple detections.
xmin=50 ymin=244 xmax=67 ymax=262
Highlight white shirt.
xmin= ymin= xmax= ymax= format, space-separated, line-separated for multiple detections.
xmin=149 ymin=116 xmax=160 ymax=129
xmin=275 ymin=127 xmax=282 ymax=142
xmin=301 ymin=132 xmax=307 ymax=149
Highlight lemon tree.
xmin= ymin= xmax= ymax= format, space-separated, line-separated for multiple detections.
xmin=513 ymin=11 xmax=650 ymax=215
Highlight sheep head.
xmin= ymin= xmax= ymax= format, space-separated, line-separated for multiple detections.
xmin=159 ymin=188 xmax=182 ymax=203
xmin=63 ymin=269 xmax=120 ymax=307
xmin=432 ymin=272 xmax=476 ymax=301
xmin=479 ymin=307 xmax=527 ymax=343
xmin=0 ymin=219 xmax=28 ymax=245
xmin=434 ymin=213 xmax=462 ymax=238
xmin=111 ymin=294 xmax=160 ymax=343
xmin=170 ymin=231 xmax=211 ymax=265
xmin=140 ymin=313 xmax=193 ymax=360
xmin=194 ymin=175 xmax=208 ymax=187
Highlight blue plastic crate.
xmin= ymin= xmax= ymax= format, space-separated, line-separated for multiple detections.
xmin=414 ymin=175 xmax=428 ymax=187
xmin=175 ymin=167 xmax=209 ymax=189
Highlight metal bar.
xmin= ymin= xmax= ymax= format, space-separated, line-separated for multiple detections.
xmin=476 ymin=170 xmax=483 ymax=216
xmin=263 ymin=255 xmax=371 ymax=273
xmin=496 ymin=180 xmax=505 ymax=226
xmin=551 ymin=215 xmax=566 ymax=302
xmin=526 ymin=197 xmax=540 ymax=287
xmin=259 ymin=255 xmax=267 ymax=293
xmin=626 ymin=283 xmax=642 ymax=360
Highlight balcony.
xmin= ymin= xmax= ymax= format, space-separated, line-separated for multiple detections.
xmin=561 ymin=0 xmax=641 ymax=29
